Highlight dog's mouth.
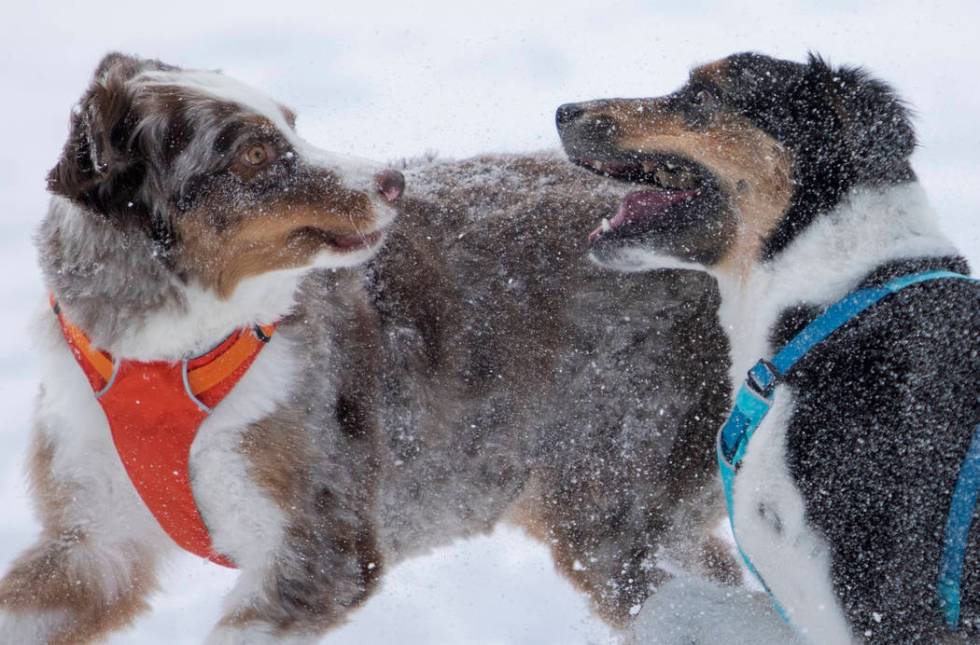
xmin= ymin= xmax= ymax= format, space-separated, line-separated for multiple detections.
xmin=570 ymin=154 xmax=709 ymax=243
xmin=292 ymin=226 xmax=385 ymax=253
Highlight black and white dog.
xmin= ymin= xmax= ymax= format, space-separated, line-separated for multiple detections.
xmin=557 ymin=52 xmax=979 ymax=643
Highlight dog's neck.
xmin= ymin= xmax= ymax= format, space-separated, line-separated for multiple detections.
xmin=38 ymin=197 xmax=305 ymax=361
xmin=710 ymin=181 xmax=957 ymax=391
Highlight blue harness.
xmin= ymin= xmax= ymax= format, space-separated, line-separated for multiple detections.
xmin=716 ymin=269 xmax=980 ymax=629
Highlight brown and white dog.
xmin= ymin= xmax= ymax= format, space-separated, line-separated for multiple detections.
xmin=0 ymin=53 xmax=730 ymax=643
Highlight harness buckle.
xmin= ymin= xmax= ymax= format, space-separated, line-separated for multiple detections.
xmin=746 ymin=359 xmax=780 ymax=398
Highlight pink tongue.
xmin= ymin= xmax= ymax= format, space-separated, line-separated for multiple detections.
xmin=589 ymin=189 xmax=696 ymax=242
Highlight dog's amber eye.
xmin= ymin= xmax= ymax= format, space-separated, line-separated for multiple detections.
xmin=240 ymin=143 xmax=275 ymax=168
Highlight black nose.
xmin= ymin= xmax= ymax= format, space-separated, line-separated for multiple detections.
xmin=556 ymin=103 xmax=585 ymax=130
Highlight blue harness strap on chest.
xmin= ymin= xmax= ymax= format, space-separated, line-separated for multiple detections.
xmin=716 ymin=269 xmax=979 ymax=629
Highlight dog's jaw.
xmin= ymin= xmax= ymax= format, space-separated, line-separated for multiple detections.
xmin=68 ymin=244 xmax=388 ymax=363
xmin=120 ymin=269 xmax=305 ymax=361
xmin=40 ymin=196 xmax=310 ymax=361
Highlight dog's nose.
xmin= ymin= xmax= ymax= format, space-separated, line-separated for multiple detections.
xmin=375 ymin=169 xmax=405 ymax=203
xmin=556 ymin=103 xmax=585 ymax=130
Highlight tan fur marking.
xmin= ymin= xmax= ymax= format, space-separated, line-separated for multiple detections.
xmin=217 ymin=605 xmax=265 ymax=631
xmin=240 ymin=411 xmax=313 ymax=509
xmin=279 ymin=105 xmax=297 ymax=129
xmin=610 ymin=106 xmax=795 ymax=278
xmin=504 ymin=476 xmax=549 ymax=541
xmin=26 ymin=429 xmax=72 ymax=531
xmin=692 ymin=58 xmax=731 ymax=88
xmin=177 ymin=180 xmax=376 ymax=298
xmin=0 ymin=435 xmax=159 ymax=644
xmin=699 ymin=535 xmax=742 ymax=587
xmin=506 ymin=481 xmax=668 ymax=628
xmin=0 ymin=542 xmax=158 ymax=645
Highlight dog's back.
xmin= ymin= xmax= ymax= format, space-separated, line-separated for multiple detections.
xmin=772 ymin=259 xmax=980 ymax=641
xmin=370 ymin=153 xmax=732 ymax=622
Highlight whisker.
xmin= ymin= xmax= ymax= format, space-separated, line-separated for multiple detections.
xmin=347 ymin=212 xmax=367 ymax=243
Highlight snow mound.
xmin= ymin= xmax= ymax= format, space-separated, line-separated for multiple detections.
xmin=630 ymin=577 xmax=802 ymax=645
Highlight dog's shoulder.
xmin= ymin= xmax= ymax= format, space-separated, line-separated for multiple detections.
xmin=774 ymin=256 xmax=978 ymax=390
xmin=776 ymin=256 xmax=978 ymax=506
xmin=772 ymin=257 xmax=979 ymax=637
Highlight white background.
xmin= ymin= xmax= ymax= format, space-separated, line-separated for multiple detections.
xmin=1 ymin=1 xmax=978 ymax=643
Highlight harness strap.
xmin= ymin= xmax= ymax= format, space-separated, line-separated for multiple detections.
xmin=771 ymin=270 xmax=971 ymax=377
xmin=716 ymin=269 xmax=978 ymax=629
xmin=52 ymin=299 xmax=277 ymax=567
xmin=939 ymin=421 xmax=980 ymax=627
xmin=51 ymin=300 xmax=114 ymax=392
xmin=719 ymin=270 xmax=975 ymax=466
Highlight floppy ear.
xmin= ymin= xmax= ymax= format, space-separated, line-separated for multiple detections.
xmin=46 ymin=52 xmax=145 ymax=204
xmin=805 ymin=54 xmax=916 ymax=183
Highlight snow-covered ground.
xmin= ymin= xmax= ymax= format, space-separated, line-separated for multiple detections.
xmin=1 ymin=1 xmax=978 ymax=643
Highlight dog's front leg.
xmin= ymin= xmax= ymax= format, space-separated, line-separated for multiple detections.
xmin=203 ymin=507 xmax=383 ymax=645
xmin=198 ymin=412 xmax=384 ymax=644
xmin=0 ymin=414 xmax=172 ymax=645
xmin=207 ymin=525 xmax=381 ymax=645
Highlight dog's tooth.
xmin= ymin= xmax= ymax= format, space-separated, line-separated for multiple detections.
xmin=666 ymin=161 xmax=677 ymax=170
xmin=593 ymin=161 xmax=605 ymax=171
xmin=601 ymin=218 xmax=612 ymax=232
xmin=642 ymin=161 xmax=656 ymax=173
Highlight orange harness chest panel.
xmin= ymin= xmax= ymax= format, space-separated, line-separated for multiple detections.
xmin=53 ymin=301 xmax=277 ymax=568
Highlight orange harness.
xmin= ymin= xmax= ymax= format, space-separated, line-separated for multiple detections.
xmin=53 ymin=300 xmax=277 ymax=567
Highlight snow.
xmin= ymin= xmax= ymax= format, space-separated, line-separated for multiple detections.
xmin=630 ymin=577 xmax=802 ymax=645
xmin=98 ymin=526 xmax=616 ymax=645
xmin=1 ymin=1 xmax=978 ymax=643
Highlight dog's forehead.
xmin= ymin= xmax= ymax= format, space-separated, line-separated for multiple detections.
xmin=138 ymin=69 xmax=293 ymax=132
xmin=133 ymin=66 xmax=379 ymax=187
xmin=697 ymin=53 xmax=808 ymax=96
xmin=689 ymin=55 xmax=761 ymax=91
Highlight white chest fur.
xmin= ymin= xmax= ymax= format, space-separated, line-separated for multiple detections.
xmin=731 ymin=390 xmax=853 ymax=643
xmin=190 ymin=331 xmax=298 ymax=568
xmin=34 ymin=299 xmax=298 ymax=570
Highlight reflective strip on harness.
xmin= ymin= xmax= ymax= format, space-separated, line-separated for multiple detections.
xmin=53 ymin=301 xmax=277 ymax=567
xmin=716 ymin=270 xmax=978 ymax=630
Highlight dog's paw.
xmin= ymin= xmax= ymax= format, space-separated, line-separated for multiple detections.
xmin=627 ymin=577 xmax=801 ymax=645
xmin=0 ymin=608 xmax=67 ymax=645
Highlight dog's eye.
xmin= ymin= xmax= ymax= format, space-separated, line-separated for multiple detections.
xmin=239 ymin=143 xmax=276 ymax=168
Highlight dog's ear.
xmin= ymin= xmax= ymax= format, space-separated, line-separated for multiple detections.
xmin=804 ymin=53 xmax=916 ymax=183
xmin=46 ymin=52 xmax=146 ymax=204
